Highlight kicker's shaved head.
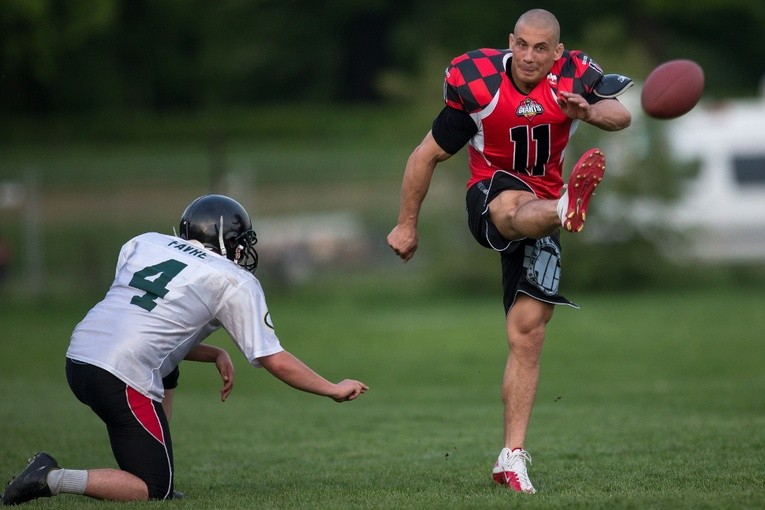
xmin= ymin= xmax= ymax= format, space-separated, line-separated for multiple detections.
xmin=515 ymin=9 xmax=560 ymax=44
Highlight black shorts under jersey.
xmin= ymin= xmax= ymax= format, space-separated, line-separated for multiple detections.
xmin=66 ymin=358 xmax=176 ymax=500
xmin=162 ymin=366 xmax=179 ymax=389
xmin=465 ymin=172 xmax=578 ymax=313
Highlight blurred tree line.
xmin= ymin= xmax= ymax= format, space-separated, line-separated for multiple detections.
xmin=1 ymin=0 xmax=763 ymax=114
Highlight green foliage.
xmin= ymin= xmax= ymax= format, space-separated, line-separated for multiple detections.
xmin=1 ymin=0 xmax=763 ymax=113
xmin=1 ymin=289 xmax=763 ymax=508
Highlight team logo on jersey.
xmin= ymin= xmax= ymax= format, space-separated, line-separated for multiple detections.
xmin=264 ymin=312 xmax=274 ymax=330
xmin=516 ymin=98 xmax=544 ymax=120
xmin=547 ymin=73 xmax=558 ymax=87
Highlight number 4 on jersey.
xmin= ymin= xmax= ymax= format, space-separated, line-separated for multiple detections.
xmin=129 ymin=259 xmax=188 ymax=311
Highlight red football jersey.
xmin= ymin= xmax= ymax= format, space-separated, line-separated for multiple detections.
xmin=444 ymin=48 xmax=603 ymax=198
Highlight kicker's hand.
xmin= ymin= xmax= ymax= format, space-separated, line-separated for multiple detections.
xmin=387 ymin=225 xmax=418 ymax=262
xmin=556 ymin=91 xmax=592 ymax=121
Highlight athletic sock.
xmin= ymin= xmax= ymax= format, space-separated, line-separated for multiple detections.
xmin=556 ymin=191 xmax=568 ymax=225
xmin=46 ymin=468 xmax=88 ymax=495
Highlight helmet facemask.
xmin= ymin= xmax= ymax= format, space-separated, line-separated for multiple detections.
xmin=233 ymin=230 xmax=259 ymax=274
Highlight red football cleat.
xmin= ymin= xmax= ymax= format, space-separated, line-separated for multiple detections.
xmin=560 ymin=148 xmax=606 ymax=233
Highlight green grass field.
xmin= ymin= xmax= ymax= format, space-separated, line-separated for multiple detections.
xmin=1 ymin=287 xmax=763 ymax=509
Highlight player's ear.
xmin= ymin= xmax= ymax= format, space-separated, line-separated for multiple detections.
xmin=554 ymin=42 xmax=564 ymax=60
xmin=508 ymin=34 xmax=515 ymax=48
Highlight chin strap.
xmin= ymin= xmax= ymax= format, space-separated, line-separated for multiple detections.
xmin=218 ymin=215 xmax=227 ymax=257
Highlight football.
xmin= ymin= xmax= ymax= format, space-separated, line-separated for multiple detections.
xmin=640 ymin=59 xmax=704 ymax=119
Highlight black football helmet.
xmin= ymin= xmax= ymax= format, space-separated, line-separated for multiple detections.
xmin=178 ymin=194 xmax=259 ymax=274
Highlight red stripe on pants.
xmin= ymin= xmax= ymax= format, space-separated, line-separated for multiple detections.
xmin=126 ymin=386 xmax=165 ymax=445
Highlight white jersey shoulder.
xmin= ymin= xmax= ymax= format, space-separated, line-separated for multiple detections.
xmin=67 ymin=232 xmax=283 ymax=401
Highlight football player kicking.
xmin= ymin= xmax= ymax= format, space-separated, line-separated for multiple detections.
xmin=387 ymin=8 xmax=632 ymax=493
xmin=1 ymin=194 xmax=368 ymax=505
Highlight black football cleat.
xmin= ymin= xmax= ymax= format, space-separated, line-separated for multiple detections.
xmin=1 ymin=453 xmax=59 ymax=506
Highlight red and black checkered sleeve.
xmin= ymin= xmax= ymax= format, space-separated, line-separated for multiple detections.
xmin=558 ymin=50 xmax=605 ymax=103
xmin=443 ymin=49 xmax=507 ymax=114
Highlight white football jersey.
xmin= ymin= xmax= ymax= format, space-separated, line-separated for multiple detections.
xmin=67 ymin=232 xmax=283 ymax=401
